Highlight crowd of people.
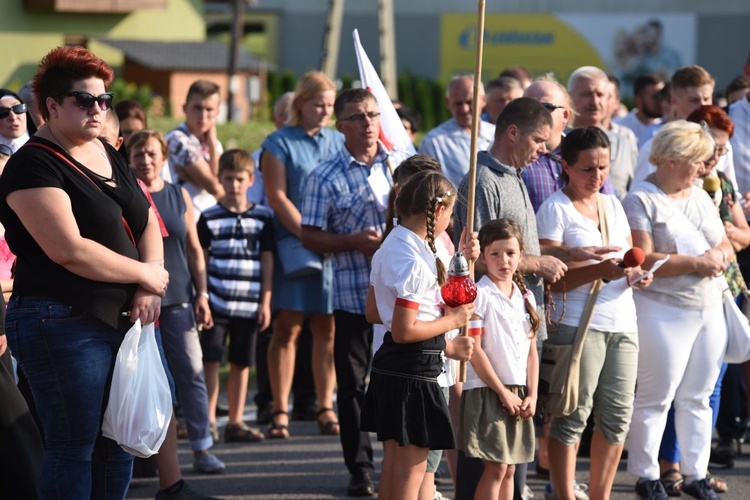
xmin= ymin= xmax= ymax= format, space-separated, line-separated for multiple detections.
xmin=1 ymin=44 xmax=750 ymax=500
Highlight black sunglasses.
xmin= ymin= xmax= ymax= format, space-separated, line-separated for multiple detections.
xmin=541 ymin=102 xmax=565 ymax=112
xmin=0 ymin=144 xmax=12 ymax=157
xmin=0 ymin=103 xmax=27 ymax=119
xmin=64 ymin=91 xmax=114 ymax=111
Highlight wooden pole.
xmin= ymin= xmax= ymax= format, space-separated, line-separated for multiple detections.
xmin=378 ymin=0 xmax=398 ymax=99
xmin=459 ymin=0 xmax=486 ymax=383
xmin=320 ymin=0 xmax=345 ymax=80
xmin=226 ymin=0 xmax=245 ymax=123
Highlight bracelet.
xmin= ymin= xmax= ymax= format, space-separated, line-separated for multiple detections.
xmin=198 ymin=292 xmax=210 ymax=300
xmin=719 ymin=248 xmax=728 ymax=264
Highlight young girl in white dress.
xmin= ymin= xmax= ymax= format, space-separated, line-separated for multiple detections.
xmin=459 ymin=218 xmax=540 ymax=500
xmin=361 ymin=170 xmax=475 ymax=499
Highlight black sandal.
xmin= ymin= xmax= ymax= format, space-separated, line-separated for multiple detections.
xmin=659 ymin=469 xmax=684 ymax=497
xmin=267 ymin=410 xmax=290 ymax=439
xmin=317 ymin=408 xmax=340 ymax=436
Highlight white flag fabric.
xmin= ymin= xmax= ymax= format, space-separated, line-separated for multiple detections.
xmin=353 ymin=29 xmax=416 ymax=154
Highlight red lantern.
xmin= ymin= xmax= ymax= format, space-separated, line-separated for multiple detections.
xmin=440 ymin=251 xmax=477 ymax=307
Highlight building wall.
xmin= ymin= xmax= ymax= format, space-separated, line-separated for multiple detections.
xmin=0 ymin=0 xmax=206 ymax=89
xmin=268 ymin=8 xmax=750 ymax=96
xmin=254 ymin=2 xmax=749 ymax=98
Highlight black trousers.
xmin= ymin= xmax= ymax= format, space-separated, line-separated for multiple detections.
xmin=333 ymin=310 xmax=374 ymax=475
xmin=716 ymin=362 xmax=748 ymax=439
xmin=0 ymin=345 xmax=44 ymax=499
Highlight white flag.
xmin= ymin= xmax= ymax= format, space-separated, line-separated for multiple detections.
xmin=353 ymin=29 xmax=416 ymax=154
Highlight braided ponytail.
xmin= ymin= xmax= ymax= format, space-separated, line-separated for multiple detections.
xmin=395 ymin=170 xmax=456 ymax=287
xmin=426 ymin=197 xmax=447 ymax=286
xmin=512 ymin=270 xmax=540 ymax=337
xmin=479 ymin=218 xmax=539 ymax=337
xmin=385 ymin=155 xmax=444 ymax=242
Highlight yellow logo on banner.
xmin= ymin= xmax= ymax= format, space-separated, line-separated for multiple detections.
xmin=441 ymin=14 xmax=604 ymax=84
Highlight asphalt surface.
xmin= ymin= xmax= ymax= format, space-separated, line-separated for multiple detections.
xmin=125 ymin=396 xmax=750 ymax=499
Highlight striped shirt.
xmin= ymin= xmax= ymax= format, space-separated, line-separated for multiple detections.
xmin=301 ymin=143 xmax=409 ymax=314
xmin=197 ymin=202 xmax=274 ymax=318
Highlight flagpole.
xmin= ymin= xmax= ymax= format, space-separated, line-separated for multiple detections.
xmin=459 ymin=0 xmax=486 ymax=383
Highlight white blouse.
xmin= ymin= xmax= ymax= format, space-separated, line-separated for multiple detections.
xmin=464 ymin=276 xmax=535 ymax=388
xmin=371 ymin=225 xmax=459 ymax=386
xmin=536 ymin=190 xmax=638 ymax=332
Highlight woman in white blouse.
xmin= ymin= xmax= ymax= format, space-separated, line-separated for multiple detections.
xmin=537 ymin=127 xmax=650 ymax=500
xmin=623 ymin=120 xmax=731 ymax=500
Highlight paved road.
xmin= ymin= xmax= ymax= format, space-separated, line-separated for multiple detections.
xmin=126 ymin=402 xmax=750 ymax=499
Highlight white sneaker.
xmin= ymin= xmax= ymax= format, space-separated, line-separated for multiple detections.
xmin=544 ymin=481 xmax=589 ymax=500
xmin=573 ymin=481 xmax=589 ymax=500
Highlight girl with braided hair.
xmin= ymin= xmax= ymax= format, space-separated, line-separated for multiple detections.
xmin=362 ymin=170 xmax=476 ymax=499
xmin=458 ymin=218 xmax=540 ymax=500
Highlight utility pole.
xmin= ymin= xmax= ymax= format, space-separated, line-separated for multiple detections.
xmin=320 ymin=0 xmax=345 ymax=80
xmin=378 ymin=0 xmax=397 ymax=99
xmin=227 ymin=0 xmax=246 ymax=122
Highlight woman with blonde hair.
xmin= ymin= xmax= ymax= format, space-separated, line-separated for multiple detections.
xmin=623 ymin=120 xmax=731 ymax=500
xmin=261 ymin=71 xmax=344 ymax=439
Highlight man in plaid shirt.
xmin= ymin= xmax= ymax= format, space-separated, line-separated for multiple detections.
xmin=300 ymin=88 xmax=410 ymax=497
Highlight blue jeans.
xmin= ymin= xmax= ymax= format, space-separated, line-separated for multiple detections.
xmin=5 ymin=297 xmax=134 ymax=499
xmin=159 ymin=303 xmax=212 ymax=451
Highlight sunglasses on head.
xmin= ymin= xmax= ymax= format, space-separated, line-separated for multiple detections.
xmin=0 ymin=103 xmax=27 ymax=119
xmin=0 ymin=144 xmax=12 ymax=157
xmin=64 ymin=91 xmax=114 ymax=111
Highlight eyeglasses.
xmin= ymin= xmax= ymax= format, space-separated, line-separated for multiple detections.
xmin=541 ymin=102 xmax=565 ymax=112
xmin=544 ymin=282 xmax=566 ymax=326
xmin=0 ymin=103 xmax=27 ymax=119
xmin=64 ymin=92 xmax=114 ymax=111
xmin=0 ymin=144 xmax=12 ymax=157
xmin=339 ymin=111 xmax=380 ymax=123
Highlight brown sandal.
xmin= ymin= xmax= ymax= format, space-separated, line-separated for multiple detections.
xmin=224 ymin=422 xmax=264 ymax=442
xmin=267 ymin=410 xmax=290 ymax=439
xmin=317 ymin=408 xmax=340 ymax=436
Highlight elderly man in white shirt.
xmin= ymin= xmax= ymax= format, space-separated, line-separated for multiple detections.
xmin=419 ymin=74 xmax=495 ymax=187
xmin=567 ymin=66 xmax=638 ymax=199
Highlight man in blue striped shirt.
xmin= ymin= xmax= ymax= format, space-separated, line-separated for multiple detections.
xmin=301 ymin=88 xmax=410 ymax=497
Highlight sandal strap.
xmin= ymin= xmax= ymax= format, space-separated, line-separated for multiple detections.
xmin=317 ymin=407 xmax=335 ymax=416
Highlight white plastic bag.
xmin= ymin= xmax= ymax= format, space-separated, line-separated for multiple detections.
xmin=102 ymin=319 xmax=173 ymax=458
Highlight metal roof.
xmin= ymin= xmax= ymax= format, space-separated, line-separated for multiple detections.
xmin=99 ymin=39 xmax=269 ymax=72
